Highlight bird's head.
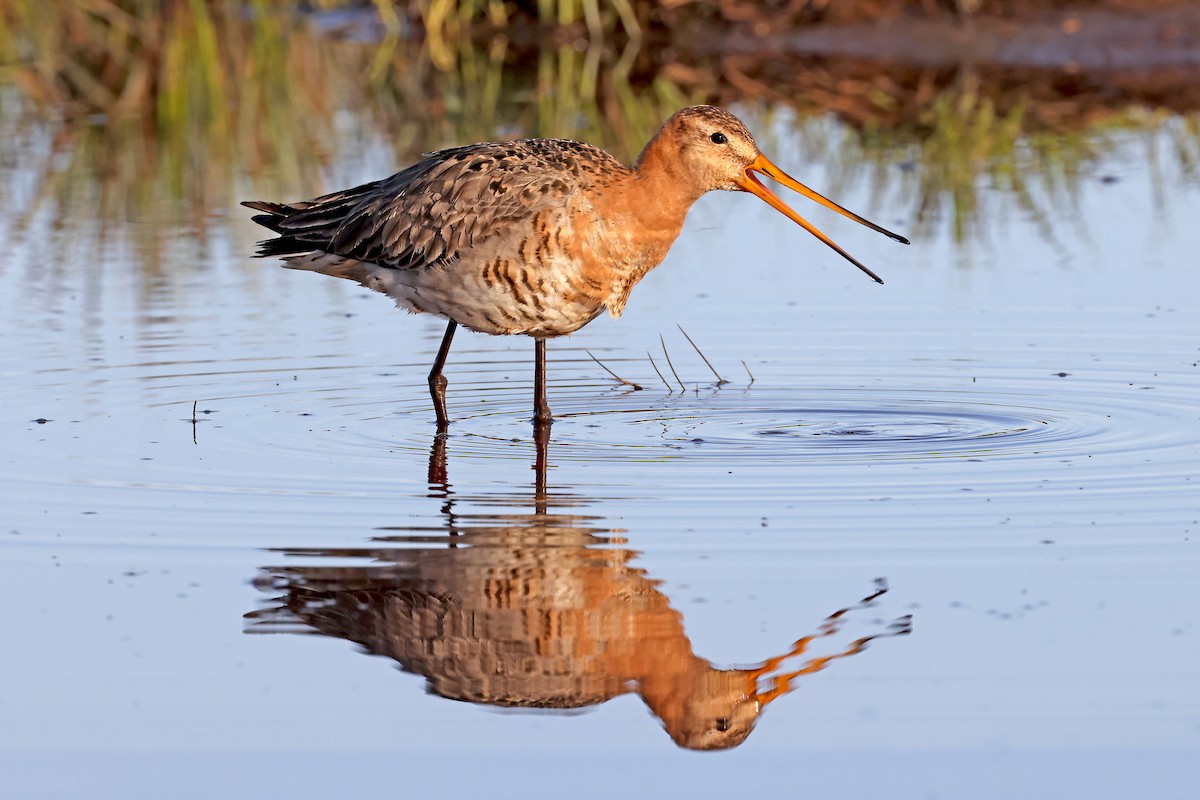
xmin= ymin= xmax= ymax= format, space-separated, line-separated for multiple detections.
xmin=659 ymin=105 xmax=763 ymax=192
xmin=648 ymin=105 xmax=910 ymax=284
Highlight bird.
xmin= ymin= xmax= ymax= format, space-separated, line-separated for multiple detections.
xmin=243 ymin=105 xmax=908 ymax=429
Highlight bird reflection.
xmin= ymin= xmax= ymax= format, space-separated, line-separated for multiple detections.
xmin=246 ymin=430 xmax=910 ymax=750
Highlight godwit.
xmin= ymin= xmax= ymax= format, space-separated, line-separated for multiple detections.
xmin=244 ymin=106 xmax=907 ymax=428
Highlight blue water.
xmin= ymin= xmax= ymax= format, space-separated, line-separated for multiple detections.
xmin=1 ymin=107 xmax=1198 ymax=797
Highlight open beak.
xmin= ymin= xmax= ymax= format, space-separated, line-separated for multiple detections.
xmin=733 ymin=153 xmax=909 ymax=285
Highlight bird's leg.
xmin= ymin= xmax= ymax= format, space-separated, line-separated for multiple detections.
xmin=533 ymin=338 xmax=553 ymax=428
xmin=428 ymin=321 xmax=457 ymax=430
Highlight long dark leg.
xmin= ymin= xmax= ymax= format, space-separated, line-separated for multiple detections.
xmin=428 ymin=321 xmax=457 ymax=429
xmin=533 ymin=337 xmax=552 ymax=427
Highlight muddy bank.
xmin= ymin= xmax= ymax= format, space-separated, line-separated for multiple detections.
xmin=645 ymin=3 xmax=1200 ymax=131
xmin=705 ymin=5 xmax=1200 ymax=71
xmin=491 ymin=1 xmax=1200 ymax=129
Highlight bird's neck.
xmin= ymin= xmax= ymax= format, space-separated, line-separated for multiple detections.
xmin=587 ymin=136 xmax=704 ymax=245
xmin=632 ymin=134 xmax=709 ymax=218
xmin=576 ymin=136 xmax=707 ymax=317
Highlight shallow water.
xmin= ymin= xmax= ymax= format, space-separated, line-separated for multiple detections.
xmin=2 ymin=110 xmax=1199 ymax=797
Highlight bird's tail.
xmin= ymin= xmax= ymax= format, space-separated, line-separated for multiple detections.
xmin=241 ymin=187 xmax=381 ymax=283
xmin=241 ymin=200 xmax=291 ymax=232
xmin=241 ymin=200 xmax=320 ymax=259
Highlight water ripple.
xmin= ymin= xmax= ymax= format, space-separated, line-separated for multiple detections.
xmin=6 ymin=342 xmax=1198 ymax=517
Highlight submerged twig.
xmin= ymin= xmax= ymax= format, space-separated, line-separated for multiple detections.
xmin=741 ymin=359 xmax=755 ymax=386
xmin=647 ymin=352 xmax=673 ymax=393
xmin=677 ymin=325 xmax=727 ymax=385
xmin=660 ymin=334 xmax=685 ymax=392
xmin=586 ymin=350 xmax=644 ymax=390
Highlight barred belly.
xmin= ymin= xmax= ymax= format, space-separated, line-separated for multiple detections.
xmin=375 ymin=256 xmax=608 ymax=338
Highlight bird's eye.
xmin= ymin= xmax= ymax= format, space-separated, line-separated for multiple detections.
xmin=710 ymin=132 xmax=728 ymax=145
xmin=715 ymin=717 xmax=731 ymax=732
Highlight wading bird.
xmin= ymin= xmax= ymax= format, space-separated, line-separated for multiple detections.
xmin=244 ymin=106 xmax=907 ymax=429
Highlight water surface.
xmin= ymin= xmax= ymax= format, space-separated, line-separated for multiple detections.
xmin=2 ymin=93 xmax=1199 ymax=800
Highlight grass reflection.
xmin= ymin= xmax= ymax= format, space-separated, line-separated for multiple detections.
xmin=1 ymin=0 xmax=1197 ymax=274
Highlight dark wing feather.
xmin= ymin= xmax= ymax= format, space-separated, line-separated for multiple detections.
xmin=242 ymin=179 xmax=390 ymax=258
xmin=243 ymin=139 xmax=623 ymax=270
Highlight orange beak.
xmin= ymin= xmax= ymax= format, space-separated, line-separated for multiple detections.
xmin=733 ymin=153 xmax=909 ymax=284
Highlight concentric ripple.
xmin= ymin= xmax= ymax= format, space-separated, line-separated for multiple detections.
xmin=330 ymin=368 xmax=1194 ymax=466
xmin=5 ymin=314 xmax=1199 ymax=531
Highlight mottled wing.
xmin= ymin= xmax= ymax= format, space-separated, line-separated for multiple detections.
xmin=249 ymin=140 xmax=618 ymax=271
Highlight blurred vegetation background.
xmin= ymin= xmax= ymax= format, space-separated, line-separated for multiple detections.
xmin=1 ymin=0 xmax=1198 ymax=268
